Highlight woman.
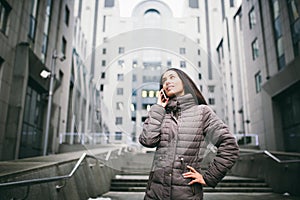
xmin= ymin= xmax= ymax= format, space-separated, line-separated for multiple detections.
xmin=139 ymin=68 xmax=239 ymax=200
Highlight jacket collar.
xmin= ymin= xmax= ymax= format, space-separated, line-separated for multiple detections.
xmin=165 ymin=93 xmax=195 ymax=113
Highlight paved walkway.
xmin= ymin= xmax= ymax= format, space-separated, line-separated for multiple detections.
xmin=95 ymin=191 xmax=300 ymax=200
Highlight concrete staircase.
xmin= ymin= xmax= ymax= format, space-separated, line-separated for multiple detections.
xmin=110 ymin=174 xmax=273 ymax=193
xmin=110 ymin=152 xmax=273 ymax=193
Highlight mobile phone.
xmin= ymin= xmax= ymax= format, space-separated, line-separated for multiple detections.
xmin=160 ymin=89 xmax=169 ymax=103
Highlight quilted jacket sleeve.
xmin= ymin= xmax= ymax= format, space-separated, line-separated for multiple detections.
xmin=201 ymin=105 xmax=239 ymax=188
xmin=139 ymin=104 xmax=166 ymax=148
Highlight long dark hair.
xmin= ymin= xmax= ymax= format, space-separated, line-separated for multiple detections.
xmin=159 ymin=68 xmax=207 ymax=105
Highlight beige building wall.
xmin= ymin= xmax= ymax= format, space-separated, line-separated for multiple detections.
xmin=93 ymin=0 xmax=224 ymax=145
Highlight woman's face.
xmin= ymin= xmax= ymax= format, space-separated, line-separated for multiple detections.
xmin=162 ymin=70 xmax=185 ymax=97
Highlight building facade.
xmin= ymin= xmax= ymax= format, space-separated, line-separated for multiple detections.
xmin=0 ymin=0 xmax=74 ymax=160
xmin=92 ymin=0 xmax=224 ymax=145
xmin=209 ymin=0 xmax=300 ymax=152
xmin=241 ymin=0 xmax=300 ymax=152
xmin=1 ymin=0 xmax=298 ymax=161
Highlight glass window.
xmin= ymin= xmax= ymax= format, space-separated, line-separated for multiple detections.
xmin=198 ymin=61 xmax=201 ymax=67
xmin=217 ymin=41 xmax=224 ymax=63
xmin=115 ymin=131 xmax=122 ymax=140
xmin=0 ymin=57 xmax=3 ymax=89
xmin=101 ymin=72 xmax=105 ymax=79
xmin=61 ymin=37 xmax=67 ymax=55
xmin=248 ymin=7 xmax=256 ymax=29
xmin=41 ymin=0 xmax=52 ymax=62
xmin=117 ymin=88 xmax=123 ymax=95
xmin=0 ymin=0 xmax=11 ymax=34
xmin=131 ymin=103 xmax=136 ymax=112
xmin=276 ymin=83 xmax=300 ymax=152
xmin=288 ymin=0 xmax=300 ymax=56
xmin=288 ymin=0 xmax=300 ymax=21
xmin=144 ymin=9 xmax=161 ymax=26
xmin=277 ymin=37 xmax=286 ymax=70
xmin=116 ymin=117 xmax=122 ymax=125
xmin=209 ymin=98 xmax=215 ymax=105
xmin=103 ymin=16 xmax=106 ymax=32
xmin=274 ymin=17 xmax=282 ymax=38
xmin=149 ymin=90 xmax=155 ymax=98
xmin=167 ymin=60 xmax=172 ymax=67
xmin=102 ymin=60 xmax=106 ymax=66
xmin=272 ymin=0 xmax=280 ymax=19
xmin=221 ymin=0 xmax=225 ymax=20
xmin=179 ymin=48 xmax=186 ymax=54
xmin=118 ymin=60 xmax=124 ymax=66
xmin=180 ymin=61 xmax=186 ymax=68
xmin=197 ymin=17 xmax=200 ymax=33
xmin=102 ymin=48 xmax=106 ymax=54
xmin=277 ymin=37 xmax=284 ymax=57
xmin=271 ymin=0 xmax=286 ymax=68
xmin=20 ymin=81 xmax=44 ymax=158
xmin=132 ymin=74 xmax=137 ymax=82
xmin=142 ymin=90 xmax=147 ymax=98
xmin=189 ymin=0 xmax=199 ymax=8
xmin=28 ymin=0 xmax=39 ymax=40
xmin=41 ymin=34 xmax=48 ymax=55
xmin=251 ymin=38 xmax=259 ymax=60
xmin=132 ymin=89 xmax=137 ymax=96
xmin=64 ymin=5 xmax=70 ymax=26
xmin=119 ymin=47 xmax=125 ymax=54
xmin=198 ymin=49 xmax=201 ymax=55
xmin=105 ymin=0 xmax=114 ymax=7
xmin=255 ymin=71 xmax=262 ymax=93
xmin=132 ymin=60 xmax=137 ymax=67
xmin=198 ymin=73 xmax=202 ymax=80
xmin=208 ymin=85 xmax=215 ymax=93
xmin=117 ymin=73 xmax=124 ymax=81
xmin=116 ymin=102 xmax=123 ymax=110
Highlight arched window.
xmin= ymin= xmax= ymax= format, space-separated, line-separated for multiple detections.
xmin=144 ymin=9 xmax=160 ymax=16
xmin=143 ymin=9 xmax=161 ymax=26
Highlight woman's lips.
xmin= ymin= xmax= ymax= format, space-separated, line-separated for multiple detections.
xmin=166 ymin=85 xmax=174 ymax=91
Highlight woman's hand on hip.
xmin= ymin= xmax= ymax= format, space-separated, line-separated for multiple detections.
xmin=182 ymin=166 xmax=207 ymax=186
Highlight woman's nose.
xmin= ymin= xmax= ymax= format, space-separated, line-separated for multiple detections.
xmin=165 ymin=79 xmax=171 ymax=85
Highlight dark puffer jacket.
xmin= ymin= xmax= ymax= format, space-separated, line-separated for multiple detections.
xmin=139 ymin=94 xmax=239 ymax=200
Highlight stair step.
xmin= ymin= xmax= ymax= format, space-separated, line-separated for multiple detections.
xmin=111 ymin=182 xmax=269 ymax=188
xmin=109 ymin=175 xmax=273 ymax=193
xmin=110 ymin=186 xmax=146 ymax=192
xmin=110 ymin=186 xmax=273 ymax=193
xmin=203 ymin=187 xmax=273 ymax=193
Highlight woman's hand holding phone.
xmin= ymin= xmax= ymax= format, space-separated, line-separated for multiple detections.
xmin=157 ymin=89 xmax=169 ymax=107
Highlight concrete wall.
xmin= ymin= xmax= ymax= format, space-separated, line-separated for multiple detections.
xmin=0 ymin=149 xmax=129 ymax=200
xmin=231 ymin=149 xmax=300 ymax=196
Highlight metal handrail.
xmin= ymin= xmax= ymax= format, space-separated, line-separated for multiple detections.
xmin=239 ymin=149 xmax=300 ymax=164
xmin=263 ymin=150 xmax=300 ymax=163
xmin=0 ymin=152 xmax=87 ymax=189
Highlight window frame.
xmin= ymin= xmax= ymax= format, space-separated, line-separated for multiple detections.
xmin=0 ymin=0 xmax=11 ymax=35
xmin=251 ymin=38 xmax=259 ymax=60
xmin=255 ymin=71 xmax=262 ymax=93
